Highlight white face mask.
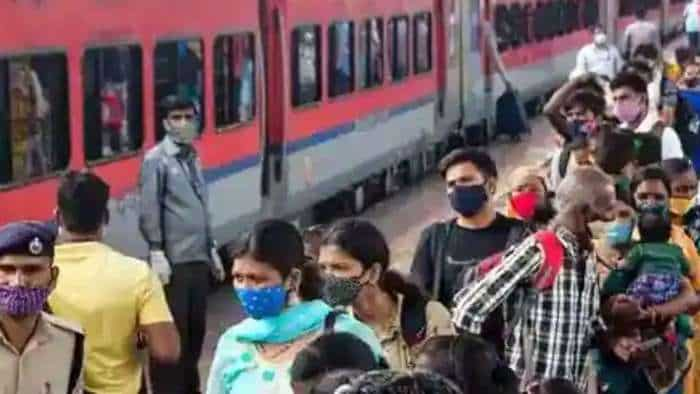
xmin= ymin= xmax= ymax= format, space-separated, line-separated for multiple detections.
xmin=594 ymin=33 xmax=607 ymax=46
xmin=164 ymin=120 xmax=199 ymax=145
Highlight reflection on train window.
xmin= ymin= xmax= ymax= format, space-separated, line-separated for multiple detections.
xmin=565 ymin=0 xmax=580 ymax=33
xmin=494 ymin=5 xmax=511 ymax=51
xmin=328 ymin=21 xmax=354 ymax=98
xmin=83 ymin=45 xmax=143 ymax=163
xmin=414 ymin=13 xmax=432 ymax=74
xmin=214 ymin=33 xmax=256 ymax=128
xmin=508 ymin=4 xmax=526 ymax=47
xmin=388 ymin=16 xmax=409 ymax=81
xmin=582 ymin=0 xmax=599 ymax=28
xmin=0 ymin=54 xmax=70 ymax=185
xmin=292 ymin=25 xmax=321 ymax=107
xmin=154 ymin=39 xmax=204 ymax=141
xmin=358 ymin=18 xmax=384 ymax=89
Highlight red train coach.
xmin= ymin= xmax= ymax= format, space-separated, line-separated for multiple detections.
xmin=0 ymin=0 xmax=440 ymax=255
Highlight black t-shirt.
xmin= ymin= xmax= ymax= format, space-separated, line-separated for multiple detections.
xmin=410 ymin=214 xmax=525 ymax=308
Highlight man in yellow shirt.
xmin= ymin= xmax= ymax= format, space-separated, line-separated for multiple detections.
xmin=49 ymin=171 xmax=180 ymax=394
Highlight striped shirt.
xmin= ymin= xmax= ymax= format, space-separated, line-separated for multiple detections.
xmin=452 ymin=227 xmax=600 ymax=389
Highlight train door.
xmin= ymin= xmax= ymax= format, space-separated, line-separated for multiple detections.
xmin=435 ymin=0 xmax=464 ymax=136
xmin=259 ymin=0 xmax=289 ymax=217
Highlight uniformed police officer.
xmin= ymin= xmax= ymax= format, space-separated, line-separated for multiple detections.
xmin=0 ymin=221 xmax=85 ymax=394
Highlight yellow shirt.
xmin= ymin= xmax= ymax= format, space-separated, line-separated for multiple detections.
xmin=49 ymin=242 xmax=173 ymax=394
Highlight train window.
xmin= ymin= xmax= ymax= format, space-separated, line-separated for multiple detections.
xmin=508 ymin=4 xmax=526 ymax=48
xmin=414 ymin=13 xmax=432 ymax=74
xmin=566 ymin=0 xmax=580 ymax=32
xmin=388 ymin=16 xmax=409 ymax=81
xmin=494 ymin=5 xmax=511 ymax=51
xmin=0 ymin=53 xmax=70 ymax=186
xmin=214 ymin=33 xmax=256 ymax=128
xmin=292 ymin=25 xmax=321 ymax=107
xmin=328 ymin=21 xmax=354 ymax=98
xmin=582 ymin=0 xmax=599 ymax=28
xmin=358 ymin=18 xmax=384 ymax=89
xmin=154 ymin=39 xmax=204 ymax=141
xmin=83 ymin=45 xmax=143 ymax=163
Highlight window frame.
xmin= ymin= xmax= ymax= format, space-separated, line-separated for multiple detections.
xmin=82 ymin=42 xmax=144 ymax=167
xmin=153 ymin=37 xmax=206 ymax=141
xmin=213 ymin=31 xmax=258 ymax=132
xmin=327 ymin=20 xmax=356 ymax=99
xmin=413 ymin=12 xmax=432 ymax=75
xmin=291 ymin=24 xmax=322 ymax=109
xmin=388 ymin=15 xmax=411 ymax=83
xmin=0 ymin=49 xmax=71 ymax=190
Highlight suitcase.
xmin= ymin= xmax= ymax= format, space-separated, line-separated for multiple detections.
xmin=495 ymin=83 xmax=530 ymax=141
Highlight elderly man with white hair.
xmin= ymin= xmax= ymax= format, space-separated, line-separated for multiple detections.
xmin=453 ymin=166 xmax=617 ymax=391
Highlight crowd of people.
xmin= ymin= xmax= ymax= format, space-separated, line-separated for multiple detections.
xmin=6 ymin=17 xmax=700 ymax=394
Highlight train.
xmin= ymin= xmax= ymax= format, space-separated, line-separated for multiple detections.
xmin=0 ymin=0 xmax=689 ymax=257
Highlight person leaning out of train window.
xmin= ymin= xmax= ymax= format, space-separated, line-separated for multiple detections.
xmin=206 ymin=220 xmax=382 ymax=394
xmin=543 ymin=73 xmax=607 ymax=146
xmin=504 ymin=166 xmax=555 ymax=229
xmin=574 ymin=25 xmax=623 ymax=82
xmin=610 ymin=72 xmax=685 ymax=160
xmin=410 ymin=148 xmax=527 ymax=308
xmin=318 ymin=219 xmax=454 ymax=371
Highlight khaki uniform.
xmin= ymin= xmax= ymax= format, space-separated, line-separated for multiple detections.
xmin=0 ymin=312 xmax=85 ymax=394
xmin=377 ymin=295 xmax=454 ymax=370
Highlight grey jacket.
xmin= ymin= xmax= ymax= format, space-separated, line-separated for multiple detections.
xmin=138 ymin=136 xmax=213 ymax=265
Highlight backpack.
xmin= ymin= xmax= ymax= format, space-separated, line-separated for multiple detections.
xmin=632 ymin=122 xmax=664 ymax=166
xmin=474 ymin=230 xmax=565 ymax=291
xmin=675 ymin=90 xmax=700 ymax=159
xmin=429 ymin=219 xmax=528 ymax=302
xmin=457 ymin=230 xmax=566 ymax=352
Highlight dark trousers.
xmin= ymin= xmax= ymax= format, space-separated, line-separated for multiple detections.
xmin=150 ymin=262 xmax=210 ymax=394
xmin=689 ymin=32 xmax=700 ymax=55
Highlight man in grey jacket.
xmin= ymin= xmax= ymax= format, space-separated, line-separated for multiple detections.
xmin=139 ymin=95 xmax=225 ymax=394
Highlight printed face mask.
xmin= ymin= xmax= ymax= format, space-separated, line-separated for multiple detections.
xmin=0 ymin=286 xmax=50 ymax=317
xmin=322 ymin=274 xmax=365 ymax=307
xmin=235 ymin=285 xmax=287 ymax=320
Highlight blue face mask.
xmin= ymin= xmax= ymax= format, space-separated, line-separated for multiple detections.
xmin=235 ymin=285 xmax=287 ymax=320
xmin=449 ymin=184 xmax=489 ymax=217
xmin=606 ymin=221 xmax=634 ymax=246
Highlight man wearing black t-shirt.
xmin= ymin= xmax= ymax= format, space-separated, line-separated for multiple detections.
xmin=410 ymin=148 xmax=527 ymax=308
